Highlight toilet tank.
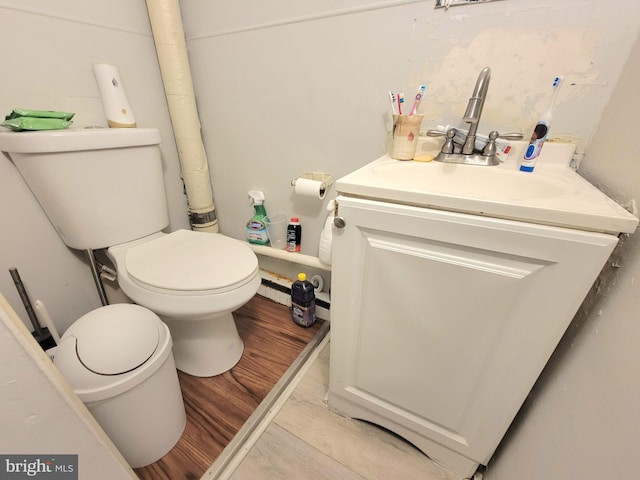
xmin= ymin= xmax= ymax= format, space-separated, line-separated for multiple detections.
xmin=0 ymin=128 xmax=169 ymax=250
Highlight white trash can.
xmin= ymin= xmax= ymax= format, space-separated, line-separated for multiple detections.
xmin=54 ymin=303 xmax=186 ymax=468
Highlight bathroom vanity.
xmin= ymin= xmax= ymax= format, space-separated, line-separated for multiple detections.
xmin=327 ymin=142 xmax=638 ymax=479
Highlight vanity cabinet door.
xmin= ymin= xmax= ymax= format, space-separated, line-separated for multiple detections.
xmin=328 ymin=195 xmax=617 ymax=479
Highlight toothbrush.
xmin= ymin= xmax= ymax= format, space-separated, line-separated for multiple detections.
xmin=388 ymin=91 xmax=398 ymax=114
xmin=409 ymin=84 xmax=426 ymax=116
xmin=397 ymin=92 xmax=405 ymax=115
xmin=520 ymin=75 xmax=564 ymax=172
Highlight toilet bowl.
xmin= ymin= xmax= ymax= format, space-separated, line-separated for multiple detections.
xmin=107 ymin=229 xmax=261 ymax=377
xmin=0 ymin=128 xmax=262 ymax=378
xmin=53 ymin=304 xmax=186 ymax=468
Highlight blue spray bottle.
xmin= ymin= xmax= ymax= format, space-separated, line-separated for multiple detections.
xmin=520 ymin=76 xmax=563 ymax=172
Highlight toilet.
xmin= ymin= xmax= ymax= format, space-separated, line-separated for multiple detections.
xmin=0 ymin=128 xmax=261 ymax=377
xmin=53 ymin=304 xmax=186 ymax=468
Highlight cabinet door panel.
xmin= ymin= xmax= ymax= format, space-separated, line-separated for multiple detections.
xmin=329 ymin=196 xmax=617 ymax=469
xmin=355 ymin=230 xmax=546 ymax=430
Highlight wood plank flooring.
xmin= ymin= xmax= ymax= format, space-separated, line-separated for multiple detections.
xmin=135 ymin=294 xmax=324 ymax=480
xmin=228 ymin=340 xmax=458 ymax=480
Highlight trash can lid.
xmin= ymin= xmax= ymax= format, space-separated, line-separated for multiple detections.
xmin=62 ymin=304 xmax=160 ymax=375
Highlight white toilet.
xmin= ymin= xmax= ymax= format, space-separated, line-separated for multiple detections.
xmin=0 ymin=128 xmax=261 ymax=377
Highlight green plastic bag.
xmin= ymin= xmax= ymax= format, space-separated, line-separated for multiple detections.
xmin=5 ymin=108 xmax=75 ymax=121
xmin=1 ymin=108 xmax=75 ymax=131
xmin=1 ymin=117 xmax=73 ymax=131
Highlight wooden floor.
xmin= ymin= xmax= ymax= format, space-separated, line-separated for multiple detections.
xmin=226 ymin=339 xmax=458 ymax=480
xmin=135 ymin=295 xmax=324 ymax=480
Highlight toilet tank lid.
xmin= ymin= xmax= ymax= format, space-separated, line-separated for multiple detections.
xmin=0 ymin=127 xmax=160 ymax=154
xmin=59 ymin=304 xmax=160 ymax=375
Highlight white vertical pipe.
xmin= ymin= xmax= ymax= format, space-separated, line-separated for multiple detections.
xmin=145 ymin=0 xmax=219 ymax=233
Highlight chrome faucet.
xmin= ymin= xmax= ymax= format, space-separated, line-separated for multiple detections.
xmin=461 ymin=67 xmax=491 ymax=155
xmin=426 ymin=67 xmax=522 ymax=166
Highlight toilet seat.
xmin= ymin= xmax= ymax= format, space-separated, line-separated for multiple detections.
xmin=125 ymin=229 xmax=259 ymax=295
xmin=107 ymin=230 xmax=261 ymax=319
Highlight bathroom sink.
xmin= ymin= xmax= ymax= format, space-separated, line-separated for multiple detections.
xmin=336 ymin=142 xmax=638 ymax=235
xmin=370 ymin=160 xmax=574 ymax=201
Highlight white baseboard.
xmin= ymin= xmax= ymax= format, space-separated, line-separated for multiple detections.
xmin=257 ymin=269 xmax=330 ymax=322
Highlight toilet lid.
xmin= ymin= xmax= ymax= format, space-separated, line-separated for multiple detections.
xmin=125 ymin=230 xmax=259 ymax=293
xmin=63 ymin=304 xmax=160 ymax=375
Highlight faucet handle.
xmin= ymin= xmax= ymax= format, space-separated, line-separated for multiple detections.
xmin=482 ymin=131 xmax=524 ymax=157
xmin=426 ymin=129 xmax=447 ymax=137
xmin=482 ymin=130 xmax=499 ymax=157
xmin=441 ymin=128 xmax=456 ymax=154
xmin=496 ymin=132 xmax=524 ymax=140
xmin=425 ymin=128 xmax=457 ymax=154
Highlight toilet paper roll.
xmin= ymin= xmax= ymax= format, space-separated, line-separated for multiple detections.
xmin=294 ymin=178 xmax=326 ymax=199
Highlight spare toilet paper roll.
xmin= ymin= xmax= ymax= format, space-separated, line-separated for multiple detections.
xmin=294 ymin=178 xmax=326 ymax=199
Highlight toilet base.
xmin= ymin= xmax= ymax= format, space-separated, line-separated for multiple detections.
xmin=161 ymin=312 xmax=244 ymax=377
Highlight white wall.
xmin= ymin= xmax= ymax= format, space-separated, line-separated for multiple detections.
xmin=181 ymin=1 xmax=640 ymax=478
xmin=485 ymin=30 xmax=640 ymax=480
xmin=181 ymin=0 xmax=640 ymax=256
xmin=1 ymin=2 xmax=640 ymax=477
xmin=0 ymin=1 xmax=189 ymax=334
xmin=2 ymin=0 xmax=639 ymax=331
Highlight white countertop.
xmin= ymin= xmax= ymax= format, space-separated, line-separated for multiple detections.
xmin=336 ymin=140 xmax=638 ymax=235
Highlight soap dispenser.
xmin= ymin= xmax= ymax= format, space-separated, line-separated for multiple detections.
xmin=318 ymin=200 xmax=334 ymax=265
xmin=246 ymin=190 xmax=269 ymax=245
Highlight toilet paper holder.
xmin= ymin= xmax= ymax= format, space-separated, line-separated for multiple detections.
xmin=290 ymin=171 xmax=333 ymax=188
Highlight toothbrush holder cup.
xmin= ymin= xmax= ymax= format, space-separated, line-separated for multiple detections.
xmin=391 ymin=114 xmax=424 ymax=160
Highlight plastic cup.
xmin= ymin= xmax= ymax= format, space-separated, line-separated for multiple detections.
xmin=391 ymin=114 xmax=424 ymax=160
xmin=264 ymin=213 xmax=288 ymax=249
